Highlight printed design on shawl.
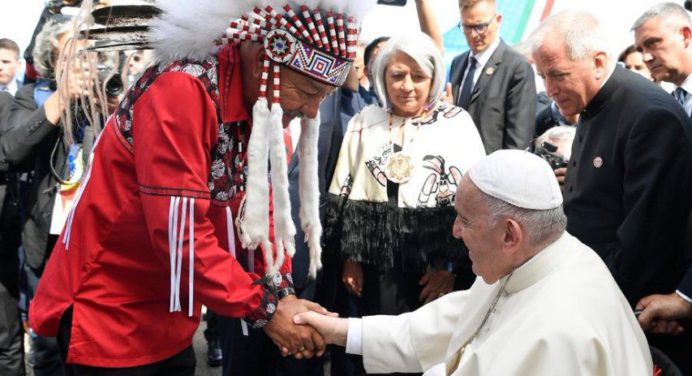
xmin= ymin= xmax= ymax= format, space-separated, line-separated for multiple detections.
xmin=417 ymin=155 xmax=463 ymax=208
xmin=114 ymin=57 xmax=248 ymax=205
xmin=365 ymin=143 xmax=394 ymax=188
xmin=338 ymin=174 xmax=353 ymax=197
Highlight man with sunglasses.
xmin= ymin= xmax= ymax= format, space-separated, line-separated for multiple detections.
xmin=449 ymin=0 xmax=536 ymax=155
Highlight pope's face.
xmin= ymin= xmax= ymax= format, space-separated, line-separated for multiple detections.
xmin=277 ymin=66 xmax=335 ymax=127
xmin=533 ymin=38 xmax=603 ymax=117
xmin=452 ymin=176 xmax=509 ymax=284
xmin=634 ymin=17 xmax=689 ymax=85
xmin=385 ymin=51 xmax=433 ymax=117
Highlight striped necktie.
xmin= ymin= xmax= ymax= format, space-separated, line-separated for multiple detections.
xmin=675 ymin=87 xmax=687 ymax=113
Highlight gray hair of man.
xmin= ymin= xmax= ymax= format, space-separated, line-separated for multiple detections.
xmin=370 ymin=32 xmax=445 ymax=113
xmin=479 ymin=189 xmax=567 ymax=248
xmin=631 ymin=2 xmax=692 ymax=32
xmin=530 ymin=10 xmax=613 ymax=64
xmin=32 ymin=17 xmax=73 ymax=79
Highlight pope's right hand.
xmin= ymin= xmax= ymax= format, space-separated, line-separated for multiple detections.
xmin=293 ymin=310 xmax=349 ymax=347
xmin=263 ymin=295 xmax=329 ymax=359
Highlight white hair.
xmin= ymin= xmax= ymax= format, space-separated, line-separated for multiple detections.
xmin=479 ymin=189 xmax=567 ymax=247
xmin=530 ymin=10 xmax=612 ymax=62
xmin=32 ymin=17 xmax=73 ymax=79
xmin=632 ymin=2 xmax=692 ymax=32
xmin=369 ymin=32 xmax=445 ymax=112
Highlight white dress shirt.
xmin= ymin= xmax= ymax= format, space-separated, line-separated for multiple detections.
xmin=458 ymin=37 xmax=501 ymax=94
xmin=0 ymin=79 xmax=18 ymax=96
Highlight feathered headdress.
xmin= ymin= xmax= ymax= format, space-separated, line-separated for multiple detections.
xmin=150 ymin=0 xmax=375 ymax=278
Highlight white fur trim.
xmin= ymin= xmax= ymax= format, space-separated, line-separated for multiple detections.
xmin=240 ymin=99 xmax=271 ymax=250
xmin=268 ymin=102 xmax=297 ymax=274
xmin=299 ymin=114 xmax=323 ymax=278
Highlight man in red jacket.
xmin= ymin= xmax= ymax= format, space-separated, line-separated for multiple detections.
xmin=28 ymin=1 xmax=373 ymax=374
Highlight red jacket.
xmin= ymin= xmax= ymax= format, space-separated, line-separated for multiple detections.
xmin=29 ymin=46 xmax=292 ymax=367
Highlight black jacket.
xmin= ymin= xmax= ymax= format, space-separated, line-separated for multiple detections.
xmin=1 ymin=84 xmax=95 ymax=272
xmin=564 ymin=66 xmax=692 ymax=306
xmin=449 ymin=40 xmax=537 ymax=153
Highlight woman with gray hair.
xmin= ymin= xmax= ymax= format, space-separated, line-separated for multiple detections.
xmin=325 ymin=32 xmax=486 ymax=339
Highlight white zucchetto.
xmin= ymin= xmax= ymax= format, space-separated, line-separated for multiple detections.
xmin=468 ymin=150 xmax=563 ymax=210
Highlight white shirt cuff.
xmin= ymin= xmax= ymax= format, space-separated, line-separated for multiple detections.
xmin=676 ymin=290 xmax=692 ymax=304
xmin=345 ymin=318 xmax=363 ymax=355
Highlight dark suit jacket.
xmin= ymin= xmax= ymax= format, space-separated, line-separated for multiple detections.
xmin=1 ymin=84 xmax=96 ymax=272
xmin=450 ymin=40 xmax=536 ymax=154
xmin=563 ymin=66 xmax=692 ymax=306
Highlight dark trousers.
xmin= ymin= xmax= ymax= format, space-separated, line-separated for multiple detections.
xmin=0 ymin=181 xmax=24 ymax=376
xmin=218 ymin=280 xmax=323 ymax=376
xmin=56 ymin=306 xmax=196 ymax=376
xmin=218 ymin=316 xmax=323 ymax=376
xmin=313 ymin=259 xmax=360 ymax=376
xmin=204 ymin=309 xmax=219 ymax=343
xmin=0 ymin=279 xmax=24 ymax=376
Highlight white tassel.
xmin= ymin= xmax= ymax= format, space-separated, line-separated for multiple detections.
xmin=168 ymin=197 xmax=178 ymax=312
xmin=188 ymin=198 xmax=195 ymax=317
xmin=240 ymin=99 xmax=271 ymax=250
xmin=298 ymin=114 xmax=323 ymax=278
xmin=175 ymin=197 xmax=188 ymax=312
xmin=268 ymin=101 xmax=296 ymax=274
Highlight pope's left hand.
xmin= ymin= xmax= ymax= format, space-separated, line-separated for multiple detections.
xmin=419 ymin=269 xmax=454 ymax=303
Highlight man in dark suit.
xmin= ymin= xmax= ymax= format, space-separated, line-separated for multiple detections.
xmin=449 ymin=0 xmax=536 ymax=154
xmin=630 ymin=0 xmax=692 ymax=351
xmin=532 ymin=10 xmax=692 ymax=374
xmin=0 ymin=90 xmax=23 ymax=375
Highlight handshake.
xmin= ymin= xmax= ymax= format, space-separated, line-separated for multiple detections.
xmin=263 ymin=295 xmax=348 ymax=359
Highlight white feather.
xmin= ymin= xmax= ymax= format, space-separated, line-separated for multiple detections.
xmin=151 ymin=0 xmax=249 ymax=63
xmin=150 ymin=0 xmax=372 ymax=63
xmin=316 ymin=0 xmax=341 ymax=12
xmin=303 ymin=0 xmax=322 ymax=9
xmin=345 ymin=0 xmax=377 ymax=22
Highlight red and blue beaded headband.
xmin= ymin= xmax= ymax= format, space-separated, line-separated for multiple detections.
xmin=222 ymin=4 xmax=358 ymax=90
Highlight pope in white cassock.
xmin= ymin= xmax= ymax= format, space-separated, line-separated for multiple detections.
xmin=294 ymin=150 xmax=652 ymax=375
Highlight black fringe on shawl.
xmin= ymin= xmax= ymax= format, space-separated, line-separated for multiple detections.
xmin=324 ymin=193 xmax=468 ymax=272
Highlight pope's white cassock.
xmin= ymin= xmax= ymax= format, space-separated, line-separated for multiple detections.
xmin=345 ymin=232 xmax=653 ymax=375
